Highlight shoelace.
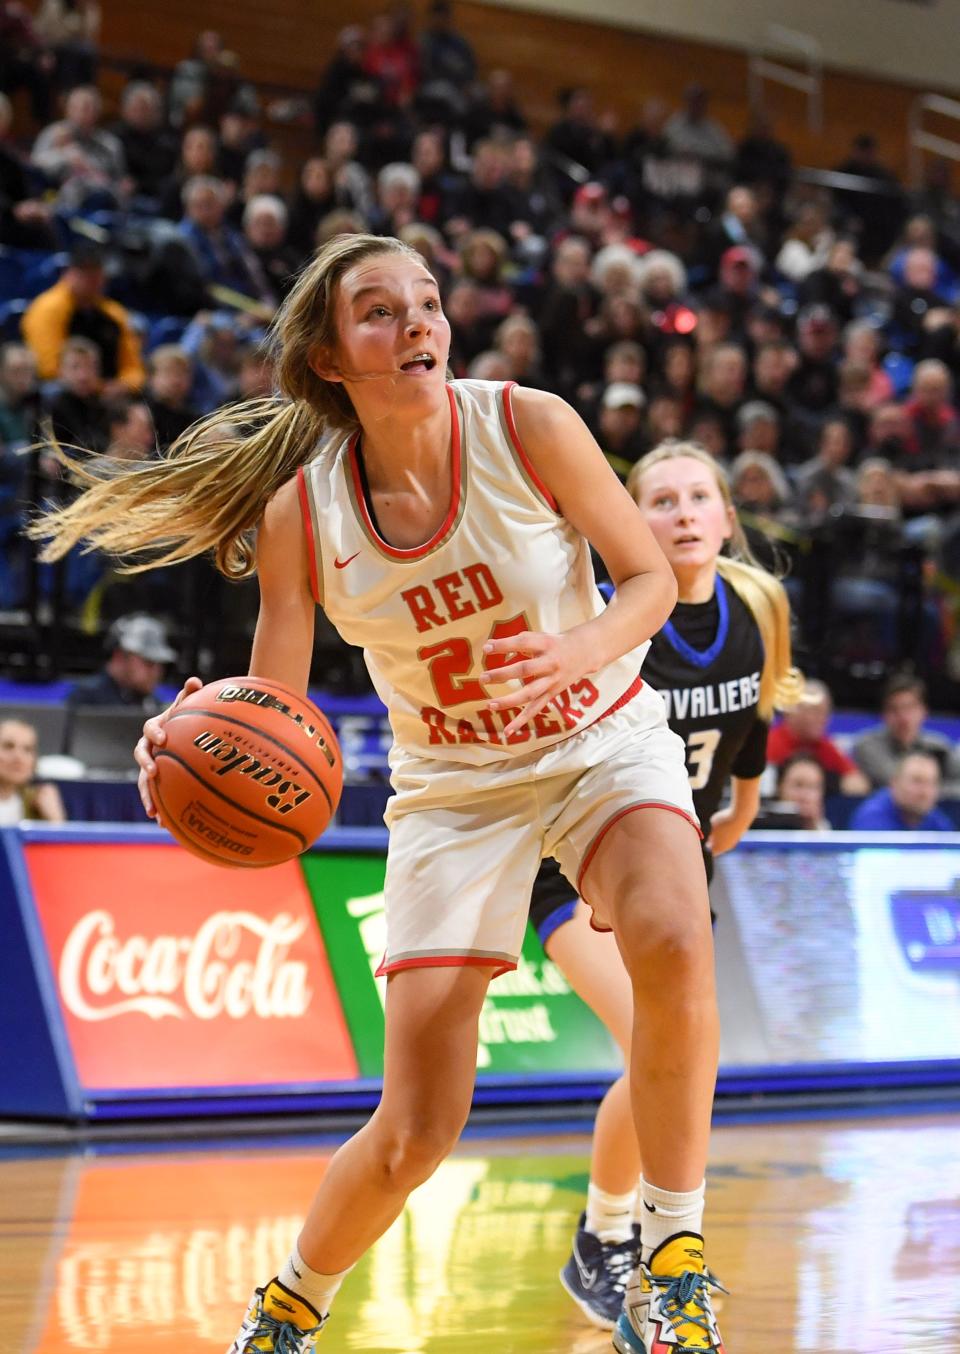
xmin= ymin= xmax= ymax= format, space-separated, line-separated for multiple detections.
xmin=602 ymin=1238 xmax=639 ymax=1293
xmin=647 ymin=1266 xmax=729 ymax=1345
xmin=248 ymin=1310 xmax=325 ymax=1353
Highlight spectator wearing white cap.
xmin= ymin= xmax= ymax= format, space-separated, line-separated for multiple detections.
xmin=63 ymin=614 xmax=176 ymax=723
xmin=598 ymin=382 xmax=646 ymax=478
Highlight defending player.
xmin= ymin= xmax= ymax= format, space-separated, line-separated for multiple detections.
xmin=32 ymin=236 xmax=728 ymax=1354
xmin=533 ymin=443 xmax=800 ymax=1339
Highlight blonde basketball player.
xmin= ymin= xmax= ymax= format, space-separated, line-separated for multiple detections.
xmin=529 ymin=444 xmax=800 ymax=1335
xmin=32 ymin=235 xmax=727 ymax=1354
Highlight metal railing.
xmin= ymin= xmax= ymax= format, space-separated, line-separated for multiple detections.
xmin=748 ymin=23 xmax=823 ymax=135
xmin=908 ymin=92 xmax=960 ymax=187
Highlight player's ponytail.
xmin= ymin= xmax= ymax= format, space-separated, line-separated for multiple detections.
xmin=28 ymin=232 xmax=427 ymax=579
xmin=714 ymin=555 xmax=803 ymax=719
xmin=627 ymin=440 xmax=803 ymax=720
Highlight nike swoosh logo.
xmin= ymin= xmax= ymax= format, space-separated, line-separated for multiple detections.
xmin=291 ymin=1262 xmax=302 ymax=1279
xmin=572 ymin=1238 xmax=600 ymax=1290
xmin=334 ymin=552 xmax=360 ymax=569
xmin=644 ymin=1201 xmax=656 ymax=1212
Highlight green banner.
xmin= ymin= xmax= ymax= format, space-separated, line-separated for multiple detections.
xmin=300 ymin=850 xmax=623 ymax=1079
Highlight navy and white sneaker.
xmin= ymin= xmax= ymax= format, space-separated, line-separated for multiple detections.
xmin=559 ymin=1212 xmax=640 ymax=1329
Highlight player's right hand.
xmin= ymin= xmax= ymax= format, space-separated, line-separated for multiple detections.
xmin=135 ymin=676 xmax=203 ymax=818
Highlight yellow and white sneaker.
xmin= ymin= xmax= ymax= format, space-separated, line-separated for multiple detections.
xmin=226 ymin=1278 xmax=326 ymax=1353
xmin=612 ymin=1232 xmax=727 ymax=1352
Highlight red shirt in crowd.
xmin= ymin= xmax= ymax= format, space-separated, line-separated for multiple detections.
xmin=766 ymin=724 xmax=859 ymax=777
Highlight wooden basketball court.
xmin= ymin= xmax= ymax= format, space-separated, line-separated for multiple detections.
xmin=2 ymin=1109 xmax=958 ymax=1353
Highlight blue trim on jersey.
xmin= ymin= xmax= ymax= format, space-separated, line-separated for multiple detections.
xmin=535 ymin=898 xmax=578 ymax=947
xmin=660 ymin=575 xmax=728 ymax=669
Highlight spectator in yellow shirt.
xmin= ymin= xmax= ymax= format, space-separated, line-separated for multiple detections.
xmin=21 ymin=242 xmax=145 ymax=393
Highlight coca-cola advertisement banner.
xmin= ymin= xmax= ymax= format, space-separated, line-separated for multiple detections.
xmin=25 ymin=843 xmax=359 ymax=1091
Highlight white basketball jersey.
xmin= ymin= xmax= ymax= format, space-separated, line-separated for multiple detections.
xmin=297 ymin=380 xmax=650 ymax=766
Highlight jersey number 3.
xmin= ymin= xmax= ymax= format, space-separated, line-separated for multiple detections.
xmin=686 ymin=728 xmax=721 ymax=791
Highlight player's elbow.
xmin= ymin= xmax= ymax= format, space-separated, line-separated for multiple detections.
xmin=653 ymin=562 xmax=679 ymax=625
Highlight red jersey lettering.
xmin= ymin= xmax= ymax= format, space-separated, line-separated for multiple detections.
xmin=421 ymin=706 xmax=457 ymax=744
xmin=572 ymin=678 xmax=600 ymax=707
xmin=533 ymin=707 xmax=563 ymax=737
xmin=435 ymin=570 xmax=476 ymax=622
xmin=401 ymin=585 xmax=445 ymax=633
xmin=462 ymin=562 xmax=504 ymax=612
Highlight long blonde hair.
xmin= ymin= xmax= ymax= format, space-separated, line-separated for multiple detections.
xmin=626 ymin=441 xmax=803 ymax=719
xmin=28 ymin=233 xmax=427 ymax=578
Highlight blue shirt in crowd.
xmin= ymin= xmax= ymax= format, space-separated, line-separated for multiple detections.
xmin=849 ymin=788 xmax=955 ymax=832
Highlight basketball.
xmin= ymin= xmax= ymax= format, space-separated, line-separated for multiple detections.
xmin=152 ymin=676 xmax=343 ymax=868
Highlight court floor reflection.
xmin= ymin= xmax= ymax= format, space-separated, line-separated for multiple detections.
xmin=2 ymin=1111 xmax=958 ymax=1353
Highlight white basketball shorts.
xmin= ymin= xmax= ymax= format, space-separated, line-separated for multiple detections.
xmin=377 ymin=682 xmax=699 ymax=979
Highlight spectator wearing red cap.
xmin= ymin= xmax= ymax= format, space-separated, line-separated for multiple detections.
xmin=716 ymin=243 xmax=763 ymax=340
xmin=565 ymin=180 xmax=610 ymax=247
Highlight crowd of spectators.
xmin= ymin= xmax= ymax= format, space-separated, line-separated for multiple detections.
xmin=3 ymin=2 xmax=960 ymax=715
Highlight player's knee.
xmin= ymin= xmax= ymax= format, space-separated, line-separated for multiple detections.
xmin=378 ymin=1107 xmax=467 ymax=1190
xmin=615 ymin=890 xmax=711 ymax=985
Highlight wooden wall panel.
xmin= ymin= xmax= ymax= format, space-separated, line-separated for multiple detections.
xmin=93 ymin=0 xmax=958 ymax=182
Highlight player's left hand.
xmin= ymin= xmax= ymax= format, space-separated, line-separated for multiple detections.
xmin=706 ymin=807 xmax=746 ymax=857
xmin=480 ymin=628 xmax=592 ymax=738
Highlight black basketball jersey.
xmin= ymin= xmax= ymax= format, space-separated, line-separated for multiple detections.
xmin=527 ymin=574 xmax=769 ymax=936
xmin=642 ymin=575 xmax=767 ymax=828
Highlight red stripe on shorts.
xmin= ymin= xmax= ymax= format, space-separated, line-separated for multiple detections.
xmin=576 ymin=801 xmax=703 ymax=902
xmin=375 ymin=954 xmax=517 ymax=979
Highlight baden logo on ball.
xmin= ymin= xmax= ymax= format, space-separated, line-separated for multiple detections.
xmin=152 ymin=677 xmax=343 ymax=868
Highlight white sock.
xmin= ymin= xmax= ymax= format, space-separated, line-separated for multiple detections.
xmin=585 ymin=1181 xmax=636 ymax=1245
xmin=637 ymin=1177 xmax=705 ymax=1264
xmin=277 ymin=1244 xmax=350 ymax=1317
